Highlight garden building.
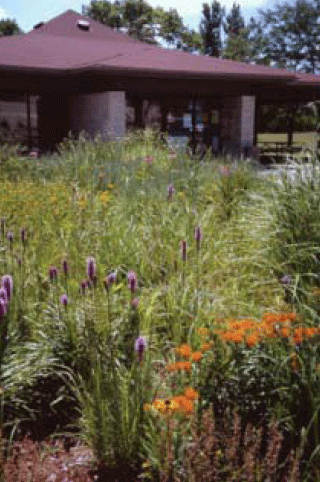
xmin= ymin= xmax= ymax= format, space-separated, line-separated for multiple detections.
xmin=0 ymin=9 xmax=320 ymax=154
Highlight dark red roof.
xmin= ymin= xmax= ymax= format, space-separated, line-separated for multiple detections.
xmin=0 ymin=9 xmax=319 ymax=87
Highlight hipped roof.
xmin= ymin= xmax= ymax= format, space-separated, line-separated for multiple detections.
xmin=0 ymin=9 xmax=319 ymax=87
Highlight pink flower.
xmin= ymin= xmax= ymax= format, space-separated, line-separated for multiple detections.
xmin=144 ymin=156 xmax=154 ymax=165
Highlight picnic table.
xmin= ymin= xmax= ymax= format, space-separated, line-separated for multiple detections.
xmin=258 ymin=141 xmax=313 ymax=164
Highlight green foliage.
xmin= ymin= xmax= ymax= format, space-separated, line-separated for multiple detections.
xmin=85 ymin=0 xmax=202 ymax=50
xmin=0 ymin=19 xmax=22 ymax=37
xmin=199 ymin=1 xmax=225 ymax=57
xmin=256 ymin=0 xmax=320 ymax=73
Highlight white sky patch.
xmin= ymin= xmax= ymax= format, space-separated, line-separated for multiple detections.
xmin=148 ymin=0 xmax=268 ymax=16
xmin=0 ymin=7 xmax=7 ymax=19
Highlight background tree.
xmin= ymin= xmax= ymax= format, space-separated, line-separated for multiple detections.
xmin=0 ymin=19 xmax=22 ymax=37
xmin=199 ymin=1 xmax=225 ymax=57
xmin=223 ymin=3 xmax=249 ymax=62
xmin=84 ymin=0 xmax=202 ymax=49
xmin=256 ymin=0 xmax=320 ymax=73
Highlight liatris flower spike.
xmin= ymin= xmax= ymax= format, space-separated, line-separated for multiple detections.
xmin=0 ymin=299 xmax=6 ymax=320
xmin=135 ymin=336 xmax=147 ymax=362
xmin=127 ymin=270 xmax=137 ymax=293
xmin=131 ymin=297 xmax=140 ymax=309
xmin=60 ymin=294 xmax=68 ymax=307
xmin=167 ymin=183 xmax=175 ymax=201
xmin=104 ymin=271 xmax=117 ymax=291
xmin=180 ymin=239 xmax=187 ymax=262
xmin=1 ymin=275 xmax=13 ymax=301
xmin=20 ymin=228 xmax=27 ymax=246
xmin=49 ymin=266 xmax=58 ymax=282
xmin=86 ymin=257 xmax=96 ymax=281
xmin=6 ymin=231 xmax=13 ymax=243
xmin=80 ymin=280 xmax=87 ymax=295
xmin=62 ymin=258 xmax=69 ymax=277
xmin=0 ymin=288 xmax=7 ymax=304
xmin=194 ymin=226 xmax=202 ymax=251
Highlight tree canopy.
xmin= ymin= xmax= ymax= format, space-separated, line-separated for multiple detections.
xmin=84 ymin=0 xmax=201 ymax=50
xmin=254 ymin=0 xmax=320 ymax=73
xmin=0 ymin=19 xmax=22 ymax=37
xmin=199 ymin=1 xmax=225 ymax=57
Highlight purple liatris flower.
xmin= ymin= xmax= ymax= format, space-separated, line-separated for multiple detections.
xmin=1 ymin=275 xmax=13 ymax=302
xmin=86 ymin=257 xmax=96 ymax=281
xmin=0 ymin=299 xmax=6 ymax=320
xmin=194 ymin=226 xmax=202 ymax=251
xmin=280 ymin=274 xmax=292 ymax=285
xmin=104 ymin=272 xmax=117 ymax=291
xmin=60 ymin=294 xmax=68 ymax=306
xmin=167 ymin=183 xmax=175 ymax=201
xmin=62 ymin=258 xmax=69 ymax=276
xmin=180 ymin=239 xmax=187 ymax=262
xmin=134 ymin=336 xmax=147 ymax=362
xmin=49 ymin=266 xmax=58 ymax=282
xmin=6 ymin=231 xmax=13 ymax=243
xmin=20 ymin=228 xmax=27 ymax=245
xmin=80 ymin=280 xmax=87 ymax=295
xmin=131 ymin=297 xmax=140 ymax=309
xmin=127 ymin=270 xmax=137 ymax=293
xmin=0 ymin=288 xmax=7 ymax=305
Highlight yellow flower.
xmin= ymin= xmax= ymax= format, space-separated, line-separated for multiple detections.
xmin=99 ymin=191 xmax=111 ymax=205
xmin=197 ymin=327 xmax=209 ymax=336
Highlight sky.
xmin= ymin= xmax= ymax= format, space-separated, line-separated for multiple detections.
xmin=0 ymin=0 xmax=274 ymax=34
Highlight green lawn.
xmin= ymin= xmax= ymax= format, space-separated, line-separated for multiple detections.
xmin=258 ymin=131 xmax=317 ymax=146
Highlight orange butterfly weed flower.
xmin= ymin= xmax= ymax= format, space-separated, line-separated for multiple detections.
xmin=201 ymin=342 xmax=213 ymax=352
xmin=176 ymin=344 xmax=192 ymax=358
xmin=246 ymin=333 xmax=259 ymax=348
xmin=172 ymin=395 xmax=194 ymax=415
xmin=191 ymin=351 xmax=203 ymax=362
xmin=184 ymin=387 xmax=199 ymax=400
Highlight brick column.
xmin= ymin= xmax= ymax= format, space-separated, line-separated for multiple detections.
xmin=68 ymin=91 xmax=125 ymax=140
xmin=220 ymin=96 xmax=255 ymax=157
